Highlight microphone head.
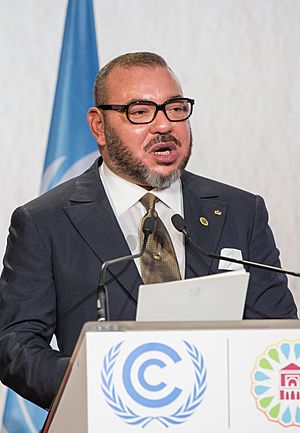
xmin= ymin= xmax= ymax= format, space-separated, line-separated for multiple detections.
xmin=171 ymin=214 xmax=186 ymax=233
xmin=142 ymin=216 xmax=156 ymax=236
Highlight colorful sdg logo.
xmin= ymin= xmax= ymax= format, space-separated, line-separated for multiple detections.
xmin=251 ymin=339 xmax=300 ymax=427
xmin=100 ymin=340 xmax=207 ymax=428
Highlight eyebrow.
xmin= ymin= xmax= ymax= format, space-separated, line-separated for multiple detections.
xmin=124 ymin=95 xmax=184 ymax=105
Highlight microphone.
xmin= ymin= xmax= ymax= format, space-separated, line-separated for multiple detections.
xmin=97 ymin=216 xmax=156 ymax=321
xmin=171 ymin=214 xmax=300 ymax=277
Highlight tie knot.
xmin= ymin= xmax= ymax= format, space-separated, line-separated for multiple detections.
xmin=140 ymin=193 xmax=158 ymax=216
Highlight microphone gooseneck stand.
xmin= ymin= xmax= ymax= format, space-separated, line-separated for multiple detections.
xmin=97 ymin=216 xmax=156 ymax=321
xmin=171 ymin=214 xmax=300 ymax=277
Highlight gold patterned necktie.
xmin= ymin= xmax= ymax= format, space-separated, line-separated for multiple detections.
xmin=139 ymin=193 xmax=181 ymax=284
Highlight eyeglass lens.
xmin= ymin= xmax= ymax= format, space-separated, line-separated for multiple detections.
xmin=127 ymin=99 xmax=192 ymax=123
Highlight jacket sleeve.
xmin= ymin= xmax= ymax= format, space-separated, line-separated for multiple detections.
xmin=243 ymin=195 xmax=298 ymax=319
xmin=0 ymin=206 xmax=69 ymax=409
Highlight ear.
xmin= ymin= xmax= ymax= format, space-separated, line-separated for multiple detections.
xmin=87 ymin=108 xmax=106 ymax=147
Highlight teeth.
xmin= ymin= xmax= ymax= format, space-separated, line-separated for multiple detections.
xmin=155 ymin=150 xmax=171 ymax=155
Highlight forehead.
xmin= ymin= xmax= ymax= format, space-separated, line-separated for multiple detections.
xmin=105 ymin=65 xmax=183 ymax=103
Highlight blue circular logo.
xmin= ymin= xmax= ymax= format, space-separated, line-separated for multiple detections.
xmin=101 ymin=340 xmax=207 ymax=427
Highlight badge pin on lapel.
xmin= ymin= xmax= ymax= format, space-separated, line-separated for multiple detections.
xmin=214 ymin=209 xmax=222 ymax=216
xmin=199 ymin=210 xmax=223 ymax=227
xmin=199 ymin=216 xmax=209 ymax=227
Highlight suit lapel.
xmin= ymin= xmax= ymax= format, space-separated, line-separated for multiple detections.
xmin=63 ymin=159 xmax=142 ymax=303
xmin=182 ymin=172 xmax=227 ymax=278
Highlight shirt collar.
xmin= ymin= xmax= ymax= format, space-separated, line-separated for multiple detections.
xmin=100 ymin=162 xmax=182 ymax=216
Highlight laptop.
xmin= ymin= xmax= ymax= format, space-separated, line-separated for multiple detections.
xmin=136 ymin=269 xmax=249 ymax=321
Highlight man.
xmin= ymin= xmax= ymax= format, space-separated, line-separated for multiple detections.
xmin=0 ymin=52 xmax=297 ymax=410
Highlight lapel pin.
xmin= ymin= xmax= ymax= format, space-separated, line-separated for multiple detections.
xmin=214 ymin=209 xmax=223 ymax=216
xmin=199 ymin=216 xmax=209 ymax=227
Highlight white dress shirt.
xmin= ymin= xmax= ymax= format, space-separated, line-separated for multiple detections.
xmin=99 ymin=162 xmax=185 ymax=278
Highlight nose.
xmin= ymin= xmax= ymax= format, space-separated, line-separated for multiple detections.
xmin=148 ymin=109 xmax=173 ymax=134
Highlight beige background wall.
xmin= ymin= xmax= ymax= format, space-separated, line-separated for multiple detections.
xmin=0 ymin=0 xmax=300 ymax=417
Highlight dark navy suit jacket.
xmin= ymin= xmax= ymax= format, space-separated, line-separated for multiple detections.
xmin=0 ymin=158 xmax=297 ymax=408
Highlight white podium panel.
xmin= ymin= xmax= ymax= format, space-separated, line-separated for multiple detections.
xmin=43 ymin=321 xmax=300 ymax=433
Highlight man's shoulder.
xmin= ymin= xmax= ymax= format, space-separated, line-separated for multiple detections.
xmin=25 ymin=177 xmax=77 ymax=211
xmin=17 ymin=158 xmax=101 ymax=217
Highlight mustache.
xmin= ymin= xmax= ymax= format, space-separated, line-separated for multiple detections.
xmin=144 ymin=134 xmax=182 ymax=152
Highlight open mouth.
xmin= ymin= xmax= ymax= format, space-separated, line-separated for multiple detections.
xmin=150 ymin=142 xmax=177 ymax=153
xmin=149 ymin=142 xmax=178 ymax=163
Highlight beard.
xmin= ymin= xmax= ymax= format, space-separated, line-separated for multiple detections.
xmin=103 ymin=122 xmax=192 ymax=189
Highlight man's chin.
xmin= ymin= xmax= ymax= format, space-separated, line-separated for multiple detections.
xmin=141 ymin=167 xmax=183 ymax=190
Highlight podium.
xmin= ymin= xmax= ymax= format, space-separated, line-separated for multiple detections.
xmin=42 ymin=320 xmax=300 ymax=433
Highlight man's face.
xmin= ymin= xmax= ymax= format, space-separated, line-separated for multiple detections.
xmin=98 ymin=66 xmax=192 ymax=189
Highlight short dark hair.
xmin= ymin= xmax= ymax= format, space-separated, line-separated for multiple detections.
xmin=94 ymin=52 xmax=169 ymax=105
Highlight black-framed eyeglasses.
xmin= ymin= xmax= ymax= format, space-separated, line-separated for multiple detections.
xmin=97 ymin=97 xmax=195 ymax=124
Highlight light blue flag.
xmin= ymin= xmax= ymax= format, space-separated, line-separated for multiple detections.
xmin=1 ymin=0 xmax=99 ymax=431
xmin=1 ymin=391 xmax=47 ymax=433
xmin=41 ymin=0 xmax=99 ymax=192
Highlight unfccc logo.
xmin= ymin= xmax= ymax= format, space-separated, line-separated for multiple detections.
xmin=101 ymin=340 xmax=207 ymax=427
